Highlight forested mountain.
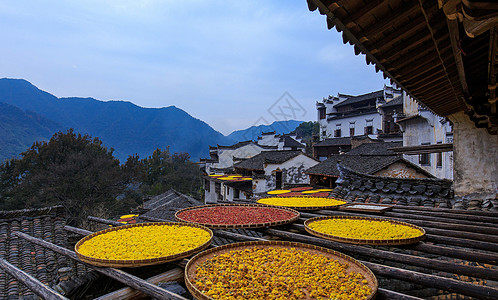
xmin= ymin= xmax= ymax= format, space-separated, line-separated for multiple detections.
xmin=0 ymin=102 xmax=62 ymax=161
xmin=227 ymin=120 xmax=303 ymax=142
xmin=0 ymin=78 xmax=234 ymax=161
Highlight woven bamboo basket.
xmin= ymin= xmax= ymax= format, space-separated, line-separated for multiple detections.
xmin=304 ymin=216 xmax=426 ymax=246
xmin=185 ymin=240 xmax=378 ymax=300
xmin=175 ymin=203 xmax=300 ymax=229
xmin=256 ymin=196 xmax=347 ymax=211
xmin=75 ymin=222 xmax=212 ymax=268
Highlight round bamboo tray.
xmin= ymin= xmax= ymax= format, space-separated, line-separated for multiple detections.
xmin=304 ymin=216 xmax=426 ymax=246
xmin=185 ymin=240 xmax=378 ymax=300
xmin=175 ymin=204 xmax=299 ymax=229
xmin=75 ymin=222 xmax=213 ymax=268
xmin=256 ymin=196 xmax=347 ymax=211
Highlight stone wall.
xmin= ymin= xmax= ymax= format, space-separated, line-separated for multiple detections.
xmin=449 ymin=111 xmax=498 ymax=200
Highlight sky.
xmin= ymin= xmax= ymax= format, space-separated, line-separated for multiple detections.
xmin=0 ymin=0 xmax=388 ymax=135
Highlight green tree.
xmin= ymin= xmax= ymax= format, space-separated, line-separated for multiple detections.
xmin=137 ymin=148 xmax=202 ymax=197
xmin=0 ymin=129 xmax=125 ymax=226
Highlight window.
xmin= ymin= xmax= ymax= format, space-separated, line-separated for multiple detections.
xmin=204 ymin=179 xmax=210 ymax=192
xmin=334 ymin=129 xmax=342 ymax=137
xmin=350 ymin=127 xmax=355 ymax=136
xmin=275 ymin=170 xmax=283 ymax=189
xmin=234 ymin=189 xmax=240 ymax=199
xmin=322 ymin=130 xmax=327 ymax=137
xmin=365 ymin=120 xmax=373 ymax=135
xmin=319 ymin=107 xmax=326 ymax=119
xmin=419 ymin=143 xmax=431 ymax=166
xmin=436 ymin=142 xmax=442 ymax=168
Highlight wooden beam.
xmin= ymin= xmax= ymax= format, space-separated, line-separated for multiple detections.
xmin=0 ymin=258 xmax=69 ymax=300
xmin=391 ymin=208 xmax=498 ymax=223
xmin=388 ymin=143 xmax=453 ymax=154
xmin=95 ymin=268 xmax=184 ymax=300
xmin=13 ymin=231 xmax=188 ymax=300
xmin=344 ymin=0 xmax=389 ymax=28
xmin=363 ymin=3 xmax=420 ymax=38
xmin=447 ymin=18 xmax=469 ymax=93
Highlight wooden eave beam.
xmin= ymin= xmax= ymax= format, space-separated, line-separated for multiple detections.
xmin=387 ymin=41 xmax=451 ymax=72
xmin=370 ymin=16 xmax=428 ymax=54
xmin=344 ymin=0 xmax=390 ymax=28
xmin=308 ymin=0 xmax=412 ymax=97
xmin=447 ymin=18 xmax=469 ymax=93
xmin=362 ymin=3 xmax=420 ymax=38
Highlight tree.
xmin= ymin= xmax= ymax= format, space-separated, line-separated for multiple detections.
xmin=135 ymin=148 xmax=202 ymax=198
xmin=0 ymin=129 xmax=125 ymax=226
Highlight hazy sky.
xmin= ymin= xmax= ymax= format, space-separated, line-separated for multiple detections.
xmin=0 ymin=0 xmax=387 ymax=135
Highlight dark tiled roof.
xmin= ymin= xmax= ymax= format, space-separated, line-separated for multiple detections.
xmin=0 ymin=206 xmax=87 ymax=299
xmin=380 ymin=96 xmax=403 ymax=108
xmin=280 ymin=136 xmax=305 ymax=148
xmin=305 ymin=154 xmax=401 ymax=177
xmin=347 ymin=142 xmax=403 ymax=156
xmin=141 ymin=189 xmax=203 ymax=221
xmin=216 ymin=140 xmax=253 ymax=149
xmin=333 ymin=90 xmax=384 ymax=108
xmin=234 ymin=150 xmax=304 ymax=171
xmin=314 ymin=137 xmax=351 ymax=147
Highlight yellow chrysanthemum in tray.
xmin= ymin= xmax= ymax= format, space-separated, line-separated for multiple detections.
xmin=266 ymin=189 xmax=291 ymax=195
xmin=76 ymin=222 xmax=212 ymax=267
xmin=186 ymin=242 xmax=377 ymax=300
xmin=305 ymin=216 xmax=425 ymax=245
xmin=257 ymin=196 xmax=346 ymax=210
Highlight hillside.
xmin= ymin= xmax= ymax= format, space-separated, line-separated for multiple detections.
xmin=227 ymin=120 xmax=303 ymax=142
xmin=0 ymin=102 xmax=62 ymax=161
xmin=0 ymin=78 xmax=234 ymax=161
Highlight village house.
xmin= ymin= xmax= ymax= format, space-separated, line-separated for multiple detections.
xmin=390 ymin=93 xmax=455 ymax=179
xmin=200 ymin=133 xmax=305 ymax=175
xmin=257 ymin=131 xmax=306 ymax=151
xmin=199 ymin=141 xmax=276 ymax=175
xmin=234 ymin=150 xmax=319 ymax=194
xmin=316 ymin=85 xmax=403 ymax=141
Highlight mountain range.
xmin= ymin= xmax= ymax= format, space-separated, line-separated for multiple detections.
xmin=0 ymin=79 xmax=303 ymax=162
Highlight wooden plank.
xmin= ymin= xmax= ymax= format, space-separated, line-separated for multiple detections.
xmin=388 ymin=143 xmax=453 ymax=154
xmin=363 ymin=3 xmax=420 ymax=38
xmin=13 ymin=231 xmax=188 ymax=300
xmin=95 ymin=268 xmax=184 ymax=300
xmin=0 ymin=257 xmax=69 ymax=300
xmin=87 ymin=216 xmax=124 ymax=227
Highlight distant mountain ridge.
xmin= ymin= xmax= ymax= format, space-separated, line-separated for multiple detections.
xmin=0 ymin=78 xmax=234 ymax=161
xmin=227 ymin=120 xmax=304 ymax=142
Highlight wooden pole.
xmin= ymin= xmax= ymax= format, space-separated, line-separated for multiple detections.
xmin=376 ymin=288 xmax=424 ymax=300
xmin=425 ymin=234 xmax=498 ymax=253
xmin=263 ymin=228 xmax=498 ymax=300
xmin=13 ymin=231 xmax=188 ymax=300
xmin=87 ymin=216 xmax=124 ymax=227
xmin=282 ymin=225 xmax=498 ymax=280
xmin=382 ymin=211 xmax=498 ymax=230
xmin=294 ymin=218 xmax=498 ymax=264
xmin=391 ymin=205 xmax=498 ymax=217
xmin=95 ymin=268 xmax=184 ymax=300
xmin=0 ymin=257 xmax=69 ymax=300
xmin=64 ymin=225 xmax=92 ymax=236
xmin=302 ymin=211 xmax=498 ymax=243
